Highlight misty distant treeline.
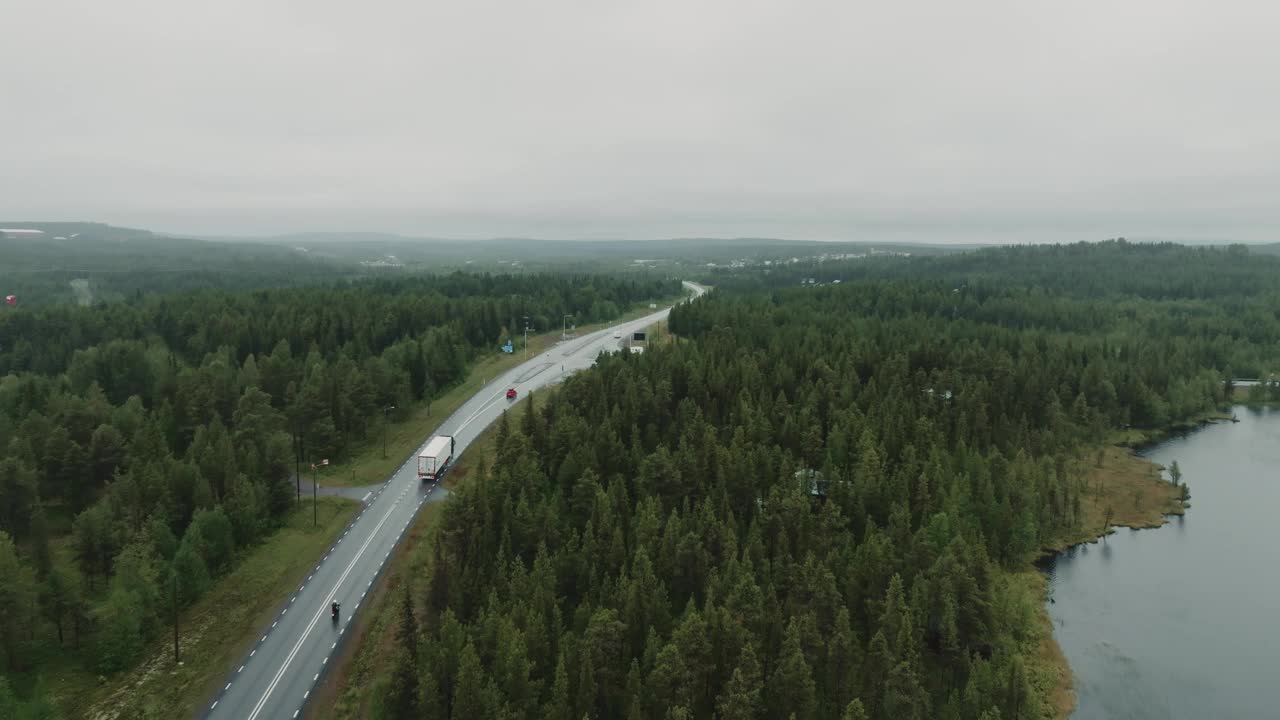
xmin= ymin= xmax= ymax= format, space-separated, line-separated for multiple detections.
xmin=1 ymin=221 xmax=957 ymax=307
xmin=705 ymin=240 xmax=1280 ymax=377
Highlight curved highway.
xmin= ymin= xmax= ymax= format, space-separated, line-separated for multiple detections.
xmin=200 ymin=281 xmax=706 ymax=720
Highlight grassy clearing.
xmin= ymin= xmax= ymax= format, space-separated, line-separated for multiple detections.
xmin=1043 ymin=445 xmax=1187 ymax=555
xmin=309 ymin=392 xmax=530 ymax=720
xmin=317 ymin=295 xmax=685 ymax=488
xmin=59 ymin=496 xmax=359 ymax=720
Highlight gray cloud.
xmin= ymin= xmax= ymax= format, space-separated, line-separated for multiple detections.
xmin=3 ymin=0 xmax=1279 ymax=241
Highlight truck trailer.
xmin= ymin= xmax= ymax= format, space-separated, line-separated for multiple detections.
xmin=417 ymin=435 xmax=455 ymax=481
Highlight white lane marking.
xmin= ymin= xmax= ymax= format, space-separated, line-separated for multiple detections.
xmin=211 ymin=702 xmax=218 ymax=710
xmin=272 ymin=621 xmax=277 ymax=628
xmin=225 ymin=683 xmax=231 ymax=691
xmin=323 ymin=657 xmax=328 ymax=665
xmin=251 ymin=650 xmax=256 ymax=657
xmin=261 ymin=635 xmax=266 ymax=642
xmin=304 ymin=690 xmax=310 ymax=700
xmin=245 ymin=495 xmax=406 ymax=720
xmin=239 ymin=665 xmax=245 ymax=673
xmin=293 ymin=711 xmax=299 ymax=719
xmin=331 ymin=642 xmax=336 ymax=649
xmin=291 ymin=597 xmax=296 ymax=603
xmin=313 ymin=673 xmax=319 ymax=682
xmin=456 ymin=384 xmax=511 ymax=434
xmin=361 ymin=492 xmax=371 ymax=502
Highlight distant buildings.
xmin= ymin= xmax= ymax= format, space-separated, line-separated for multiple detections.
xmin=0 ymin=228 xmax=46 ymax=240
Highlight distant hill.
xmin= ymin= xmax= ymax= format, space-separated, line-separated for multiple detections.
xmin=0 ymin=222 xmax=349 ymax=306
xmin=0 ymin=221 xmax=156 ymax=242
xmin=214 ymin=232 xmax=967 ymax=272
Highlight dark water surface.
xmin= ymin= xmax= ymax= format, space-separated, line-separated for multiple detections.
xmin=1042 ymin=406 xmax=1280 ymax=719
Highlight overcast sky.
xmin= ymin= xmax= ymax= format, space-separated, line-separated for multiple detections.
xmin=3 ymin=1 xmax=1279 ymax=242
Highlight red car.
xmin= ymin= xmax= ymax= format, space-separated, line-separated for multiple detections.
xmin=506 ymin=388 xmax=518 ymax=400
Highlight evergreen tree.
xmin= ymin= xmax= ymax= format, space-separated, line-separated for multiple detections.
xmin=384 ymin=647 xmax=421 ymax=720
xmin=29 ymin=502 xmax=53 ymax=577
xmin=173 ymin=537 xmax=211 ymax=606
xmin=96 ymin=585 xmax=145 ymax=673
xmin=768 ymin=621 xmax=817 ymax=720
xmin=384 ymin=586 xmax=422 ymax=719
xmin=841 ymin=699 xmax=869 ymax=720
xmin=453 ymin=640 xmax=493 ymax=719
xmin=716 ymin=642 xmax=764 ymax=720
xmin=0 ymin=532 xmax=37 ymax=671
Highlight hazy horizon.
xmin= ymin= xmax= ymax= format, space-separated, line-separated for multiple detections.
xmin=3 ymin=218 xmax=1278 ymax=247
xmin=5 ymin=1 xmax=1280 ymax=242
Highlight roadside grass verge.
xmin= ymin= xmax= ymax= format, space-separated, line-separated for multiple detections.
xmin=316 ymin=294 xmax=685 ymax=488
xmin=60 ymin=496 xmax=359 ymax=720
xmin=308 ymin=393 xmax=533 ymax=719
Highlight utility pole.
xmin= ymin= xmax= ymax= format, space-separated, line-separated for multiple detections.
xmin=562 ymin=314 xmax=572 ymax=341
xmin=523 ymin=316 xmax=530 ymax=359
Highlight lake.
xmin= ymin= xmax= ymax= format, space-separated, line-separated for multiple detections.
xmin=1042 ymin=405 xmax=1280 ymax=719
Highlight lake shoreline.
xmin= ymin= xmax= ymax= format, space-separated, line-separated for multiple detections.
xmin=1031 ymin=410 xmax=1232 ymax=719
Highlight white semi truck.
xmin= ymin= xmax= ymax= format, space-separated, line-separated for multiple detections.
xmin=417 ymin=435 xmax=455 ymax=482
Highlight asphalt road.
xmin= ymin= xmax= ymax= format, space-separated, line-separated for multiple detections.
xmin=200 ymin=281 xmax=706 ymax=720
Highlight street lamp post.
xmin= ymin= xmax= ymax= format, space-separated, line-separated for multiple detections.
xmin=562 ymin=314 xmax=573 ymax=341
xmin=523 ymin=316 xmax=530 ymax=358
xmin=172 ymin=565 xmax=180 ymax=663
xmin=293 ymin=432 xmax=303 ymax=504
xmin=311 ymin=459 xmax=328 ymax=526
xmin=382 ymin=405 xmax=396 ymax=459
